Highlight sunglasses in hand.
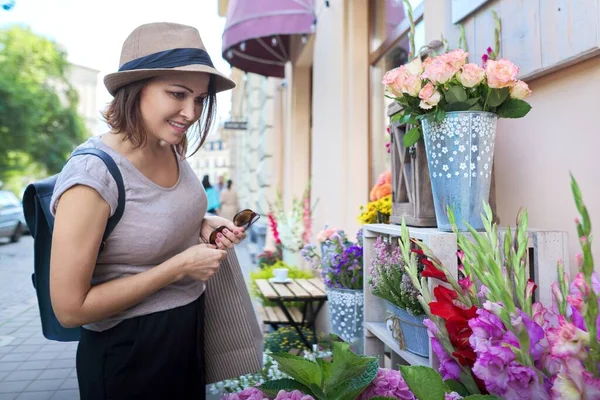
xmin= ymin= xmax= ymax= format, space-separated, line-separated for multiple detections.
xmin=208 ymin=209 xmax=260 ymax=245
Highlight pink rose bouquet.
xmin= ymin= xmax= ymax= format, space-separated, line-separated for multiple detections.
xmin=383 ymin=46 xmax=532 ymax=147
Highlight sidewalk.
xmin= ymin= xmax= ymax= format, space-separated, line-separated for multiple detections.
xmin=0 ymin=243 xmax=256 ymax=400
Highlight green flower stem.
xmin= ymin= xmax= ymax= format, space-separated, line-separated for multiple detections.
xmin=571 ymin=175 xmax=600 ymax=377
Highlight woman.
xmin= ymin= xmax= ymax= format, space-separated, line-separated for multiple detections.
xmin=49 ymin=23 xmax=255 ymax=400
xmin=202 ymin=174 xmax=221 ymax=215
xmin=219 ymin=179 xmax=239 ymax=221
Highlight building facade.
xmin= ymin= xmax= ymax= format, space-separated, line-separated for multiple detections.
xmin=67 ymin=63 xmax=100 ymax=135
xmin=220 ymin=0 xmax=600 ymax=269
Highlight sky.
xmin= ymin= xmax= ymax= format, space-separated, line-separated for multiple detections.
xmin=0 ymin=0 xmax=232 ymax=136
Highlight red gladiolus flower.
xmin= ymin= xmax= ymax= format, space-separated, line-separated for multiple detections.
xmin=412 ymin=248 xmax=448 ymax=282
xmin=429 ymin=286 xmax=478 ymax=367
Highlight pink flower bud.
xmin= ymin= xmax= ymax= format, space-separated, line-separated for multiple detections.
xmin=576 ymin=253 xmax=584 ymax=269
xmin=487 ymin=47 xmax=493 ymax=54
xmin=551 ymin=282 xmax=564 ymax=303
xmin=575 ymin=218 xmax=581 ymax=225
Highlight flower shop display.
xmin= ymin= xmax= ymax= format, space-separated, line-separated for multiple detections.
xmin=268 ymin=185 xmax=318 ymax=266
xmin=395 ymin=176 xmax=600 ymax=399
xmin=383 ymin=6 xmax=520 ymax=231
xmin=222 ymin=340 xmax=501 ymax=400
xmin=369 ymin=236 xmax=428 ymax=357
xmin=383 ymin=48 xmax=532 ymax=231
xmin=358 ymin=194 xmax=392 ymax=225
xmin=301 ymin=230 xmax=364 ymax=349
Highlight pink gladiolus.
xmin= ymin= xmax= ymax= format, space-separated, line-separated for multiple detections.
xmin=548 ymin=319 xmax=589 ymax=360
xmin=551 ymin=358 xmax=600 ymax=399
xmin=526 ymin=279 xmax=538 ymax=300
xmin=551 ymin=282 xmax=564 ymax=304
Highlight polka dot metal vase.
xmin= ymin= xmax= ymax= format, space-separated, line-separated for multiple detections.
xmin=422 ymin=111 xmax=498 ymax=231
xmin=326 ymin=287 xmax=364 ymax=352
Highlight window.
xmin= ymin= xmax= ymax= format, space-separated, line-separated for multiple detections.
xmin=369 ymin=1 xmax=425 ymax=186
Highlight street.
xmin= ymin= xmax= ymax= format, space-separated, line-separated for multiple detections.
xmin=0 ymin=237 xmax=37 ymax=321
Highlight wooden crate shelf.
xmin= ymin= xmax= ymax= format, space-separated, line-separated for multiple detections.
xmin=361 ymin=223 xmax=569 ymax=367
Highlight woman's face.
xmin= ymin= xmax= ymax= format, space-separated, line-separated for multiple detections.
xmin=139 ymin=72 xmax=210 ymax=146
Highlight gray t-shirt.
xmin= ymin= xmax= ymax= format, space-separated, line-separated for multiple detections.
xmin=50 ymin=135 xmax=207 ymax=332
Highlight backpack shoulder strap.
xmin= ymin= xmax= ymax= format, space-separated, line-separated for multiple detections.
xmin=70 ymin=148 xmax=126 ymax=247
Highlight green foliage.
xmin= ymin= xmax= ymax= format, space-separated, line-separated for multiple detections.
xmin=261 ymin=341 xmax=379 ymax=400
xmin=249 ymin=261 xmax=314 ymax=308
xmin=0 ymin=26 xmax=88 ymax=187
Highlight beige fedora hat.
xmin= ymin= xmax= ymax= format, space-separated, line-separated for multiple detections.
xmin=104 ymin=22 xmax=235 ymax=96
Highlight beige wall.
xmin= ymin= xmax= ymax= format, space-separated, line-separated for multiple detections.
xmin=310 ymin=0 xmax=370 ymax=238
xmin=495 ymin=56 xmax=600 ymax=273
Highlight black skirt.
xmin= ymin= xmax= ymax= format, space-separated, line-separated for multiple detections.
xmin=76 ymin=295 xmax=205 ymax=400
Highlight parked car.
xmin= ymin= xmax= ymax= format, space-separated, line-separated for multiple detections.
xmin=0 ymin=190 xmax=26 ymax=242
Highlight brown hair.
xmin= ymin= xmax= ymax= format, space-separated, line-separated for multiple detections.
xmin=102 ymin=76 xmax=217 ymax=158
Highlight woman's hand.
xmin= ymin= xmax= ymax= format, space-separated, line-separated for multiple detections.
xmin=177 ymin=243 xmax=227 ymax=281
xmin=200 ymin=215 xmax=247 ymax=250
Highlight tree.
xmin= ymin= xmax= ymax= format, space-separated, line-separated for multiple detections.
xmin=0 ymin=25 xmax=87 ymax=190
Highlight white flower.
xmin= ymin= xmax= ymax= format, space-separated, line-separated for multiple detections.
xmin=471 ymin=145 xmax=478 ymax=152
xmin=458 ymin=145 xmax=466 ymax=152
xmin=460 ymin=163 xmax=467 ymax=170
xmin=442 ymin=147 xmax=448 ymax=154
xmin=442 ymin=164 xmax=449 ymax=171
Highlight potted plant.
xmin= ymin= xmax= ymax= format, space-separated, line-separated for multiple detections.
xmin=301 ymin=229 xmax=364 ymax=351
xmin=383 ymin=10 xmax=532 ymax=231
xmin=369 ymin=236 xmax=429 ymax=357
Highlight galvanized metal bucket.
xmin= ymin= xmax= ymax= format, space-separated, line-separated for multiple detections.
xmin=386 ymin=301 xmax=429 ymax=357
xmin=422 ymin=111 xmax=498 ymax=231
xmin=326 ymin=287 xmax=364 ymax=352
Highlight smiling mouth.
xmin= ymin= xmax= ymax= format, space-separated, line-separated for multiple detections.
xmin=168 ymin=120 xmax=188 ymax=132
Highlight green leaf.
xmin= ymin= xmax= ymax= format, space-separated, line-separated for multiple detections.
xmin=445 ymin=85 xmax=468 ymax=103
xmin=444 ymin=379 xmax=469 ymax=396
xmin=466 ymin=97 xmax=481 ymax=106
xmin=403 ymin=127 xmax=421 ymax=147
xmin=325 ymin=342 xmax=379 ymax=399
xmin=464 ymin=395 xmax=503 ymax=400
xmin=259 ymin=379 xmax=312 ymax=398
xmin=270 ymin=352 xmax=322 ymax=389
xmin=400 ymin=365 xmax=447 ymax=400
xmin=309 ymin=383 xmax=327 ymax=400
xmin=316 ymin=358 xmax=330 ymax=385
xmin=497 ymin=98 xmax=532 ymax=118
xmin=468 ymin=103 xmax=483 ymax=111
xmin=486 ymin=87 xmax=510 ymax=108
xmin=445 ymin=102 xmax=472 ymax=112
xmin=434 ymin=108 xmax=447 ymax=122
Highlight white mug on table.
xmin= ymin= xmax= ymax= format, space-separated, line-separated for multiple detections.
xmin=272 ymin=268 xmax=289 ymax=282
